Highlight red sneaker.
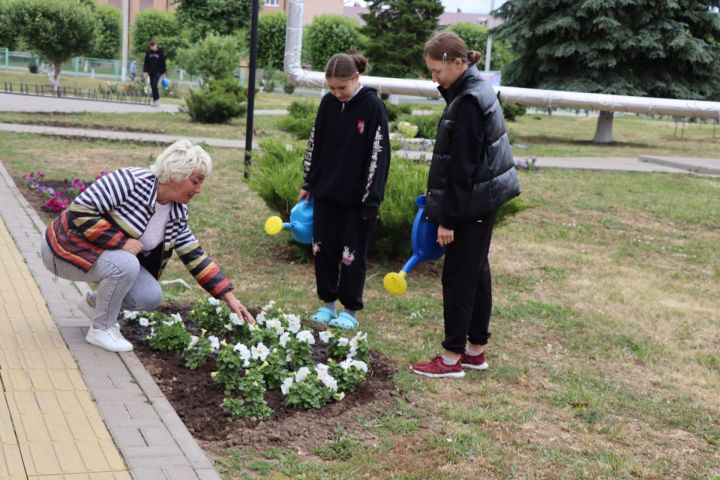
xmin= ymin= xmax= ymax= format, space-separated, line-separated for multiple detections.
xmin=411 ymin=356 xmax=465 ymax=378
xmin=461 ymin=351 xmax=489 ymax=370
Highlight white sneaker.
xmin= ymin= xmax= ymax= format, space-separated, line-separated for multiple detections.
xmin=77 ymin=292 xmax=95 ymax=320
xmin=86 ymin=324 xmax=133 ymax=352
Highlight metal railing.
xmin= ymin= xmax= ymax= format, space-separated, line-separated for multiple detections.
xmin=2 ymin=79 xmax=153 ymax=105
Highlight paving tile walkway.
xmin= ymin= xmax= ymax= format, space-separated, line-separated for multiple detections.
xmin=0 ymin=162 xmax=220 ymax=480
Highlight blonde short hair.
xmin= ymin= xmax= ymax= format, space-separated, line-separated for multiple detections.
xmin=150 ymin=140 xmax=212 ymax=183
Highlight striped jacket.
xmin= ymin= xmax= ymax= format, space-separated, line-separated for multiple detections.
xmin=45 ymin=167 xmax=233 ymax=297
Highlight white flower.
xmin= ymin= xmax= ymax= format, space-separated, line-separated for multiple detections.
xmin=279 ymin=331 xmax=290 ymax=348
xmin=265 ymin=319 xmax=284 ymax=336
xmin=251 ymin=343 xmax=270 ymax=362
xmin=351 ymin=360 xmax=368 ymax=373
xmin=285 ymin=314 xmax=301 ymax=333
xmin=215 ymin=306 xmax=223 ymax=315
xmin=261 ymin=300 xmax=276 ymax=312
xmin=315 ymin=363 xmax=329 ymax=377
xmin=208 ymin=297 xmax=221 ymax=305
xmin=208 ymin=336 xmax=220 ymax=350
xmin=286 ymin=353 xmax=292 ymax=362
xmin=189 ymin=335 xmax=199 ymax=347
xmin=335 ymin=392 xmax=345 ymax=401
xmin=147 ymin=327 xmax=155 ymax=338
xmin=123 ymin=310 xmax=139 ymax=320
xmin=295 ymin=367 xmax=311 ymax=383
xmin=234 ymin=343 xmax=251 ymax=367
xmin=339 ymin=358 xmax=352 ymax=370
xmin=319 ymin=373 xmax=337 ymax=392
xmin=171 ymin=313 xmax=182 ymax=323
xmin=338 ymin=337 xmax=349 ymax=347
xmin=138 ymin=317 xmax=150 ymax=327
xmin=229 ymin=312 xmax=244 ymax=326
xmin=319 ymin=331 xmax=333 ymax=343
xmin=296 ymin=330 xmax=316 ymax=345
xmin=255 ymin=311 xmax=266 ymax=325
xmin=224 ymin=323 xmax=233 ymax=331
xmin=280 ymin=377 xmax=294 ymax=396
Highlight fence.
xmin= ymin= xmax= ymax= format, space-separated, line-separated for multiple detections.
xmin=0 ymin=48 xmax=202 ymax=87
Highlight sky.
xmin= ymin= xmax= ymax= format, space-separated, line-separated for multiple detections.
xmin=346 ymin=1 xmax=509 ymax=14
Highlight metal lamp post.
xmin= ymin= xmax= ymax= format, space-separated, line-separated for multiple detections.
xmin=244 ymin=0 xmax=260 ymax=179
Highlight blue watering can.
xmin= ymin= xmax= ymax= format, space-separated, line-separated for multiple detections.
xmin=264 ymin=199 xmax=314 ymax=245
xmin=384 ymin=195 xmax=445 ymax=296
xmin=161 ymin=77 xmax=170 ymax=89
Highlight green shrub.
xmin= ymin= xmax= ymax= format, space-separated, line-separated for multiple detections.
xmin=502 ymin=103 xmax=527 ymax=122
xmin=283 ymin=82 xmax=295 ymax=95
xmin=384 ymin=102 xmax=412 ymax=122
xmin=186 ymin=77 xmax=246 ymax=123
xmin=287 ymin=100 xmax=316 ymax=118
xmin=278 ymin=100 xmax=317 ymax=140
xmin=400 ymin=112 xmax=441 ymax=139
xmin=247 ymin=139 xmax=304 ymax=218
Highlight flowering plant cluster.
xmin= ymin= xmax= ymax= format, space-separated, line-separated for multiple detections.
xmin=125 ymin=299 xmax=371 ymax=420
xmin=21 ymin=171 xmax=103 ymax=213
xmin=396 ymin=120 xmax=419 ymax=139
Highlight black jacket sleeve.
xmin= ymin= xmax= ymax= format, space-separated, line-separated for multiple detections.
xmin=142 ymin=52 xmax=150 ymax=74
xmin=159 ymin=49 xmax=167 ymax=75
xmin=360 ymin=100 xmax=391 ymax=217
xmin=442 ymin=96 xmax=484 ymax=229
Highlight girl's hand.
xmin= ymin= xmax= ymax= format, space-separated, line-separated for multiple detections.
xmin=122 ymin=238 xmax=144 ymax=255
xmin=437 ymin=225 xmax=454 ymax=247
xmin=222 ymin=291 xmax=256 ymax=325
xmin=297 ymin=189 xmax=311 ymax=203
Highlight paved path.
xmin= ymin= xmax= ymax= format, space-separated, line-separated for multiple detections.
xmin=0 ymin=92 xmax=284 ymax=116
xmin=0 ymin=162 xmax=220 ymax=479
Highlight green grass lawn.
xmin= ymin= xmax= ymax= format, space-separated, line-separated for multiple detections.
xmin=1 ymin=126 xmax=718 ymax=479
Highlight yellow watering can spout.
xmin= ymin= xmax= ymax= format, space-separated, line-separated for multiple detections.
xmin=383 ymin=270 xmax=408 ymax=296
xmin=264 ymin=216 xmax=283 ymax=236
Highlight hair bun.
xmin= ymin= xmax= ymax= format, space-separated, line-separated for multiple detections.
xmin=468 ymin=50 xmax=482 ymax=65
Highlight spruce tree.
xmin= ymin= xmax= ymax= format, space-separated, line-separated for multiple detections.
xmin=361 ymin=0 xmax=444 ymax=78
xmin=496 ymin=0 xmax=720 ymax=142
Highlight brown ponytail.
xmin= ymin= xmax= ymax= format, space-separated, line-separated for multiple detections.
xmin=325 ymin=52 xmax=368 ymax=79
xmin=424 ymin=32 xmax=477 ymax=65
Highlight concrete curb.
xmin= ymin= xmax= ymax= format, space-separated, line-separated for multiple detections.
xmin=639 ymin=155 xmax=720 ymax=175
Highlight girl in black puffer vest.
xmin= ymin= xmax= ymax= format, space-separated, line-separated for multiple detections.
xmin=411 ymin=32 xmax=520 ymax=379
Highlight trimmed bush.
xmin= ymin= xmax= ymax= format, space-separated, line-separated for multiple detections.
xmin=383 ymin=101 xmax=411 ymax=122
xmin=502 ymin=103 xmax=527 ymax=122
xmin=400 ymin=112 xmax=441 ymax=139
xmin=186 ymin=78 xmax=246 ymax=124
xmin=278 ymin=100 xmax=317 ymax=140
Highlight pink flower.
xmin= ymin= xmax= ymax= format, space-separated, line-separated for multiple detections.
xmin=342 ymin=246 xmax=355 ymax=266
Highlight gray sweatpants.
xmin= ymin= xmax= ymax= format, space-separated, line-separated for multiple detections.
xmin=41 ymin=237 xmax=162 ymax=329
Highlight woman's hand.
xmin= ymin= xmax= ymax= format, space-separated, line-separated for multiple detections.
xmin=437 ymin=225 xmax=454 ymax=247
xmin=297 ymin=189 xmax=311 ymax=203
xmin=122 ymin=238 xmax=144 ymax=255
xmin=222 ymin=291 xmax=256 ymax=325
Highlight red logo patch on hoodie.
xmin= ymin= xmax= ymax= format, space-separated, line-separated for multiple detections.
xmin=357 ymin=120 xmax=365 ymax=134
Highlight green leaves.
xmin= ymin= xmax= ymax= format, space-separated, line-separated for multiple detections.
xmin=305 ymin=15 xmax=366 ymax=70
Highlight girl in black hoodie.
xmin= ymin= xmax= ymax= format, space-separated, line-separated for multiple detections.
xmin=298 ymin=52 xmax=391 ymax=329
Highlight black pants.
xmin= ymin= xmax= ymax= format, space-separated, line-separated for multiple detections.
xmin=149 ymin=73 xmax=161 ymax=101
xmin=313 ymin=200 xmax=376 ymax=311
xmin=441 ymin=211 xmax=496 ymax=354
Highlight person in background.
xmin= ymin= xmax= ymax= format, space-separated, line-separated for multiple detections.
xmin=41 ymin=140 xmax=255 ymax=353
xmin=411 ymin=32 xmax=520 ymax=378
xmin=142 ymin=39 xmax=166 ymax=107
xmin=129 ymin=59 xmax=138 ymax=81
xmin=299 ymin=52 xmax=391 ymax=329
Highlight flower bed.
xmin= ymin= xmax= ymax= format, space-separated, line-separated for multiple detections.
xmin=125 ymin=299 xmax=376 ymax=421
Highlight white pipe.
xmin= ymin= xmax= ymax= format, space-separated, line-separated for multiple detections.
xmin=284 ymin=0 xmax=720 ymax=119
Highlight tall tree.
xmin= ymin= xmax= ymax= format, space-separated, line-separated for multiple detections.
xmin=132 ymin=10 xmax=184 ymax=60
xmin=0 ymin=0 xmax=21 ymax=50
xmin=257 ymin=12 xmax=287 ymax=70
xmin=361 ymin=0 xmax=444 ymax=78
xmin=448 ymin=22 xmax=514 ymax=73
xmin=16 ymin=0 xmax=96 ymax=91
xmin=90 ymin=4 xmax=121 ymax=59
xmin=306 ymin=15 xmax=366 ymax=70
xmin=173 ymin=0 xmax=252 ymax=42
xmin=496 ymin=0 xmax=720 ymax=142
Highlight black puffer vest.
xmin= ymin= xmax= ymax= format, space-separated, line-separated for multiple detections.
xmin=425 ymin=65 xmax=520 ymax=224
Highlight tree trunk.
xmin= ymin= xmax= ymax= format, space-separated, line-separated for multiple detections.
xmin=52 ymin=61 xmax=61 ymax=94
xmin=593 ymin=110 xmax=614 ymax=143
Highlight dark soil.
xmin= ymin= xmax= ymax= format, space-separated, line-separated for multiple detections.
xmin=123 ymin=303 xmax=398 ymax=454
xmin=16 ymin=179 xmax=400 ymax=455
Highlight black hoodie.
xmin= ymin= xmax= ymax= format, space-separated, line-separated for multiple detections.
xmin=143 ymin=47 xmax=167 ymax=76
xmin=302 ymin=86 xmax=391 ymax=217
